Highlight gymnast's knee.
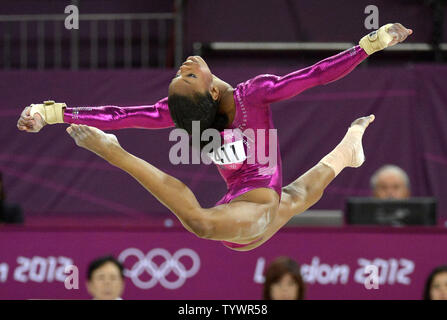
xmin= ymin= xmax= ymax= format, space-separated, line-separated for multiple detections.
xmin=283 ymin=185 xmax=306 ymax=203
xmin=282 ymin=185 xmax=308 ymax=214
xmin=283 ymin=184 xmax=323 ymax=214
xmin=186 ymin=217 xmax=215 ymax=239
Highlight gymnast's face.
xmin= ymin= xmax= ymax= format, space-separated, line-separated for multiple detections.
xmin=168 ymin=56 xmax=216 ymax=98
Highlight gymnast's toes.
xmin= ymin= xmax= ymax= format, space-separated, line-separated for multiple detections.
xmin=350 ymin=114 xmax=375 ymax=129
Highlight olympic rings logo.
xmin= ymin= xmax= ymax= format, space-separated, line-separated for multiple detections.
xmin=118 ymin=248 xmax=200 ymax=290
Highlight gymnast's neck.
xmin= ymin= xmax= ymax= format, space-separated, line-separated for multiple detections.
xmin=212 ymin=74 xmax=236 ymax=127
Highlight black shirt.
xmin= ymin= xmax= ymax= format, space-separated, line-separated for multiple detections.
xmin=0 ymin=201 xmax=24 ymax=224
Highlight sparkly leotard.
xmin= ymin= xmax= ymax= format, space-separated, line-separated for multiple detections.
xmin=63 ymin=46 xmax=368 ymax=248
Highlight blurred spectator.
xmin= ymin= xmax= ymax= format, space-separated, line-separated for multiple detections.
xmin=423 ymin=265 xmax=447 ymax=300
xmin=370 ymin=165 xmax=410 ymax=199
xmin=87 ymin=255 xmax=125 ymax=300
xmin=0 ymin=171 xmax=24 ymax=224
xmin=263 ymin=256 xmax=305 ymax=300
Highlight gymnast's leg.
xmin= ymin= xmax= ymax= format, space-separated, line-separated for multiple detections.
xmin=236 ymin=115 xmax=375 ymax=251
xmin=66 ymin=124 xmax=279 ymax=243
xmin=282 ymin=114 xmax=375 ymax=213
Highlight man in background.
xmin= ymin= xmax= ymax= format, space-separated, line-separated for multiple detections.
xmin=87 ymin=255 xmax=125 ymax=300
xmin=370 ymin=164 xmax=410 ymax=199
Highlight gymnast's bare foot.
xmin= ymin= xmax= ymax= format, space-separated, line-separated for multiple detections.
xmin=350 ymin=114 xmax=375 ymax=130
xmin=66 ymin=124 xmax=122 ymax=161
xmin=320 ymin=114 xmax=375 ymax=176
xmin=344 ymin=114 xmax=375 ymax=168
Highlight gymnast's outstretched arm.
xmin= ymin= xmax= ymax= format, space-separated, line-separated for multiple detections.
xmin=244 ymin=45 xmax=368 ymax=105
xmin=244 ymin=23 xmax=412 ymax=105
xmin=17 ymin=97 xmax=174 ymax=132
xmin=62 ymin=97 xmax=174 ymax=130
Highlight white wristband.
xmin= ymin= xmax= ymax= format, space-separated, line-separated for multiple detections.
xmin=29 ymin=100 xmax=66 ymax=124
xmin=359 ymin=23 xmax=394 ymax=55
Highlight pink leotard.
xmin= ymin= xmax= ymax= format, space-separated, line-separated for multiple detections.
xmin=63 ymin=46 xmax=368 ymax=248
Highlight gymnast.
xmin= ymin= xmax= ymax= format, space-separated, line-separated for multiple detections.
xmin=17 ymin=23 xmax=412 ymax=251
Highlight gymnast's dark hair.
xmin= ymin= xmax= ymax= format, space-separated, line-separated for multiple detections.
xmin=87 ymin=255 xmax=124 ymax=280
xmin=423 ymin=265 xmax=447 ymax=300
xmin=168 ymin=92 xmax=228 ymax=149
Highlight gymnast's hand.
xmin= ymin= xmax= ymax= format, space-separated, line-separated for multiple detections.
xmin=66 ymin=124 xmax=123 ymax=163
xmin=17 ymin=105 xmax=47 ymax=133
xmin=386 ymin=23 xmax=413 ymax=47
xmin=359 ymin=23 xmax=413 ymax=55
